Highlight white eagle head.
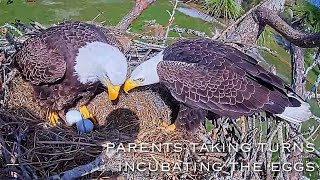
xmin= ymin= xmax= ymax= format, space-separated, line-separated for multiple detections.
xmin=123 ymin=52 xmax=163 ymax=93
xmin=74 ymin=41 xmax=128 ymax=101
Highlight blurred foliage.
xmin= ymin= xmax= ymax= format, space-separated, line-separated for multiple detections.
xmin=242 ymin=0 xmax=261 ymax=10
xmin=205 ymin=118 xmax=214 ymax=132
xmin=191 ymin=0 xmax=244 ymax=22
xmin=291 ymin=0 xmax=320 ymax=32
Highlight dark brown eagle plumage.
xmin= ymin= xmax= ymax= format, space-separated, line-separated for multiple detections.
xmin=13 ymin=21 xmax=125 ymax=122
xmin=159 ymin=38 xmax=289 ymax=116
xmin=125 ymin=38 xmax=311 ymax=131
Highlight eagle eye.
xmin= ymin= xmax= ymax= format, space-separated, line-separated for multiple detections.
xmin=137 ymin=78 xmax=145 ymax=82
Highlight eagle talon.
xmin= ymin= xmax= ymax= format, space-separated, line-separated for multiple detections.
xmin=160 ymin=122 xmax=176 ymax=131
xmin=160 ymin=122 xmax=169 ymax=128
xmin=167 ymin=124 xmax=176 ymax=131
xmin=48 ymin=111 xmax=59 ymax=126
xmin=79 ymin=105 xmax=97 ymax=125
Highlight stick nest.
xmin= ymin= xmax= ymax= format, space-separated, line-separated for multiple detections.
xmin=0 ymin=25 xmax=202 ymax=178
xmin=1 ymin=73 xmax=190 ymax=178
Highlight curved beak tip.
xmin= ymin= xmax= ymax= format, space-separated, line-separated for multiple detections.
xmin=109 ymin=93 xmax=118 ymax=101
xmin=107 ymin=83 xmax=120 ymax=101
xmin=123 ymin=79 xmax=138 ymax=94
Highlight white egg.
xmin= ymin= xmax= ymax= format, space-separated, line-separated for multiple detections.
xmin=65 ymin=110 xmax=83 ymax=126
xmin=76 ymin=119 xmax=94 ymax=133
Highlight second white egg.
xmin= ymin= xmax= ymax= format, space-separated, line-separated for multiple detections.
xmin=65 ymin=110 xmax=83 ymax=126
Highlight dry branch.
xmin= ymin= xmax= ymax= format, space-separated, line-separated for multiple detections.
xmin=163 ymin=0 xmax=179 ymax=45
xmin=47 ymin=144 xmax=115 ymax=180
xmin=217 ymin=0 xmax=285 ymax=44
xmin=172 ymin=26 xmax=209 ymax=38
xmin=255 ymin=7 xmax=320 ymax=48
xmin=117 ymin=0 xmax=157 ymax=31
xmin=291 ymin=45 xmax=306 ymax=97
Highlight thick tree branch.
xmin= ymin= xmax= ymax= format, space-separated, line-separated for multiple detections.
xmin=254 ymin=7 xmax=320 ymax=48
xmin=291 ymin=45 xmax=306 ymax=97
xmin=117 ymin=0 xmax=157 ymax=31
xmin=218 ymin=0 xmax=285 ymax=44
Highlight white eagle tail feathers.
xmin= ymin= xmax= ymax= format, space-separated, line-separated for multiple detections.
xmin=275 ymin=93 xmax=312 ymax=124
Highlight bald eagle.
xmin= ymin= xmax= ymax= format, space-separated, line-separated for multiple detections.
xmin=13 ymin=21 xmax=128 ymax=126
xmin=124 ymin=38 xmax=312 ymax=131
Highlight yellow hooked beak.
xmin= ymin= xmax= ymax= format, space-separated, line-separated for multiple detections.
xmin=106 ymin=82 xmax=120 ymax=101
xmin=123 ymin=79 xmax=139 ymax=93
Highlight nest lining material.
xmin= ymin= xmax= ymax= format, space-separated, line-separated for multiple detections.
xmin=5 ymin=75 xmax=171 ymax=126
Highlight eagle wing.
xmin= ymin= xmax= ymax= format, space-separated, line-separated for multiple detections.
xmin=14 ymin=21 xmax=124 ymax=86
xmin=162 ymin=38 xmax=287 ymax=90
xmin=158 ymin=38 xmax=290 ymax=118
xmin=158 ymin=61 xmax=290 ymax=118
xmin=14 ymin=36 xmax=66 ymax=85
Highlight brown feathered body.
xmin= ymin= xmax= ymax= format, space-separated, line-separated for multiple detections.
xmin=156 ymin=38 xmax=309 ymax=131
xmin=13 ymin=21 xmax=123 ymax=112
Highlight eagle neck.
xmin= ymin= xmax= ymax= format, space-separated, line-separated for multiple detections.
xmin=73 ymin=41 xmax=127 ymax=85
xmin=149 ymin=51 xmax=164 ymax=84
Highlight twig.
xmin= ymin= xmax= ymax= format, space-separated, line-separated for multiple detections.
xmin=0 ymin=45 xmax=16 ymax=52
xmin=126 ymin=30 xmax=178 ymax=41
xmin=171 ymin=26 xmax=209 ymax=38
xmin=299 ymin=135 xmax=320 ymax=158
xmin=16 ymin=127 xmax=38 ymax=180
xmin=36 ymin=141 xmax=99 ymax=147
xmin=132 ymin=39 xmax=166 ymax=50
xmin=304 ymin=48 xmax=320 ymax=83
xmin=311 ymin=114 xmax=320 ymax=124
xmin=266 ymin=122 xmax=282 ymax=180
xmin=0 ymin=131 xmax=13 ymax=164
xmin=240 ymin=116 xmax=246 ymax=136
xmin=288 ymin=124 xmax=320 ymax=157
xmin=47 ymin=142 xmax=116 ymax=180
xmin=277 ymin=122 xmax=289 ymax=180
xmin=246 ymin=44 xmax=278 ymax=57
xmin=91 ymin=12 xmax=102 ymax=22
xmin=163 ymin=0 xmax=179 ymax=45
xmin=29 ymin=20 xmax=47 ymax=30
xmin=180 ymin=146 xmax=190 ymax=179
xmin=306 ymin=123 xmax=320 ymax=141
xmin=91 ymin=8 xmax=110 ymax=25
xmin=1 ymin=68 xmax=18 ymax=90
xmin=13 ymin=19 xmax=37 ymax=34
xmin=311 ymin=74 xmax=320 ymax=102
xmin=0 ymin=23 xmax=23 ymax=36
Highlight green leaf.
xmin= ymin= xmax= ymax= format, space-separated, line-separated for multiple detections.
xmin=205 ymin=118 xmax=214 ymax=132
xmin=195 ymin=0 xmax=243 ymax=22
